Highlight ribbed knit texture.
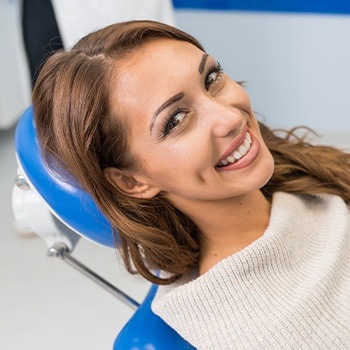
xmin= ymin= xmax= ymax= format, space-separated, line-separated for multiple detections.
xmin=152 ymin=192 xmax=350 ymax=350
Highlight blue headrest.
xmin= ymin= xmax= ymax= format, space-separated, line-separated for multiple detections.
xmin=15 ymin=106 xmax=115 ymax=247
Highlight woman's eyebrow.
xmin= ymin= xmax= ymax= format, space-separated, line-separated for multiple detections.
xmin=198 ymin=53 xmax=208 ymax=74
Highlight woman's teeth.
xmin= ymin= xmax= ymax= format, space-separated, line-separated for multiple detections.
xmin=216 ymin=132 xmax=252 ymax=167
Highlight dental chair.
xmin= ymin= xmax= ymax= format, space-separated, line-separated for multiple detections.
xmin=12 ymin=106 xmax=194 ymax=350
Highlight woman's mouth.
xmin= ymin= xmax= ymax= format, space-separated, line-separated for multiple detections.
xmin=215 ymin=130 xmax=261 ymax=171
xmin=216 ymin=131 xmax=252 ymax=167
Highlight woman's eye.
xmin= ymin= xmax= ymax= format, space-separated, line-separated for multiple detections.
xmin=163 ymin=110 xmax=187 ymax=136
xmin=205 ymin=63 xmax=222 ymax=90
xmin=205 ymin=71 xmax=219 ymax=89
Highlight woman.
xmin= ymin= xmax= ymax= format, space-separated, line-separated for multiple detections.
xmin=32 ymin=20 xmax=350 ymax=349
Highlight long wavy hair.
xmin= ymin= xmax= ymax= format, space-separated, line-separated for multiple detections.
xmin=32 ymin=20 xmax=350 ymax=285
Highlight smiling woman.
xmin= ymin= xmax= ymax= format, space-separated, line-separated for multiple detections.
xmin=32 ymin=20 xmax=350 ymax=350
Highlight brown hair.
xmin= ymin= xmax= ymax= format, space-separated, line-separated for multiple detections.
xmin=32 ymin=20 xmax=350 ymax=285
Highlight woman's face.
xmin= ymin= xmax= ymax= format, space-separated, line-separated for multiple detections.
xmin=110 ymin=38 xmax=274 ymax=209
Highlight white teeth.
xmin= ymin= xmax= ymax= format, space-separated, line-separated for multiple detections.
xmin=216 ymin=131 xmax=253 ymax=167
xmin=233 ymin=150 xmax=242 ymax=159
xmin=238 ymin=145 xmax=247 ymax=156
xmin=246 ymin=133 xmax=252 ymax=144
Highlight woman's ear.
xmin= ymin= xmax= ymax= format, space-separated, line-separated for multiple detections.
xmin=103 ymin=167 xmax=160 ymax=199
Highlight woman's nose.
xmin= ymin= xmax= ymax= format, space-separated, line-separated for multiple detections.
xmin=200 ymin=100 xmax=244 ymax=138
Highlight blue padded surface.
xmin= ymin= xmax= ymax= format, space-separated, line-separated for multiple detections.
xmin=15 ymin=106 xmax=114 ymax=247
xmin=114 ymin=284 xmax=195 ymax=350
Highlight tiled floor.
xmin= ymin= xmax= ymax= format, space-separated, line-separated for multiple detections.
xmin=1 ymin=122 xmax=349 ymax=349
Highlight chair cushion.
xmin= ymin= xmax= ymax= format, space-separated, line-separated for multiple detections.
xmin=15 ymin=106 xmax=114 ymax=247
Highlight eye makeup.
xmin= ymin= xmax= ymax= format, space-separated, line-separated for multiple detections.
xmin=157 ymin=60 xmax=223 ymax=139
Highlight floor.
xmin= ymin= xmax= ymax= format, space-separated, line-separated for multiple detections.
xmin=1 ymin=122 xmax=349 ymax=349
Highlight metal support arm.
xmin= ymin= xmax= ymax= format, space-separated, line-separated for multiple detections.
xmin=47 ymin=242 xmax=140 ymax=310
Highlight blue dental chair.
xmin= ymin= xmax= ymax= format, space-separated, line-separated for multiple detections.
xmin=12 ymin=106 xmax=195 ymax=350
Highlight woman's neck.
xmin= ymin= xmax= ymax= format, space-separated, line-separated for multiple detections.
xmin=187 ymin=190 xmax=271 ymax=275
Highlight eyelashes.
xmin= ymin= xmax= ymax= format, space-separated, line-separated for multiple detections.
xmin=159 ymin=61 xmax=223 ymax=139
xmin=205 ymin=61 xmax=222 ymax=90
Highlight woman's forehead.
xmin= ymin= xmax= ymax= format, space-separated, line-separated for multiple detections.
xmin=111 ymin=39 xmax=205 ymax=116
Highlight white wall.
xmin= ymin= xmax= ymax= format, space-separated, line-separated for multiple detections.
xmin=175 ymin=10 xmax=350 ymax=135
xmin=0 ymin=0 xmax=31 ymax=129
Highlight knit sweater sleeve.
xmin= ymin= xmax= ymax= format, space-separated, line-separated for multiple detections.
xmin=152 ymin=192 xmax=350 ymax=350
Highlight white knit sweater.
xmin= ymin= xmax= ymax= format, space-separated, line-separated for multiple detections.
xmin=152 ymin=192 xmax=350 ymax=350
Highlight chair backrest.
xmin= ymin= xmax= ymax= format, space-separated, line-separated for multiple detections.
xmin=15 ymin=106 xmax=195 ymax=349
xmin=15 ymin=106 xmax=114 ymax=247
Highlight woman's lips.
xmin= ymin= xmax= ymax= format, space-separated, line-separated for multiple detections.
xmin=215 ymin=131 xmax=261 ymax=171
